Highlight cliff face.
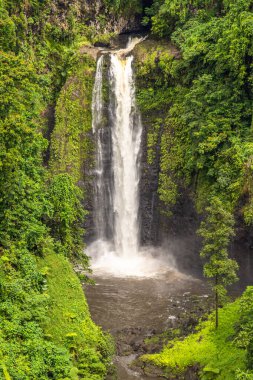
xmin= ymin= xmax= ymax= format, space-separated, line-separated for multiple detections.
xmin=48 ymin=53 xmax=97 ymax=239
xmin=48 ymin=33 xmax=253 ymax=279
xmin=132 ymin=39 xmax=203 ymax=274
xmin=47 ymin=37 xmax=207 ymax=265
xmin=83 ymin=0 xmax=143 ymax=35
xmin=133 ymin=38 xmax=253 ymax=278
xmin=38 ymin=0 xmax=143 ymax=42
xmin=54 ymin=38 xmax=198 ymax=251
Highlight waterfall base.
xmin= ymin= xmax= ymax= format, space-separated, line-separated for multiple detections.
xmin=85 ymin=267 xmax=211 ymax=380
xmin=86 ymin=240 xmax=176 ymax=278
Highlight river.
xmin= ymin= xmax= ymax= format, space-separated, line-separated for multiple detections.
xmin=85 ymin=270 xmax=211 ymax=379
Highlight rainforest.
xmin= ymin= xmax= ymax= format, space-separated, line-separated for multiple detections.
xmin=0 ymin=0 xmax=253 ymax=379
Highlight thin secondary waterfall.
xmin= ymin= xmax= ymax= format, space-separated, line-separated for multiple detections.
xmin=92 ymin=55 xmax=113 ymax=240
xmin=88 ymin=38 xmax=174 ymax=277
xmin=92 ymin=55 xmax=104 ymax=134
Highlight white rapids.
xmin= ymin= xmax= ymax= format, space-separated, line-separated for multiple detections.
xmin=87 ymin=38 xmax=176 ymax=277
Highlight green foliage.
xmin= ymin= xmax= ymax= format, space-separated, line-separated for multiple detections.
xmin=37 ymin=252 xmax=114 ymax=379
xmin=50 ymin=56 xmax=95 ymax=183
xmin=0 ymin=42 xmax=74 ymax=380
xmin=139 ymin=0 xmax=253 ymax=210
xmin=103 ymin=0 xmax=142 ymax=15
xmin=141 ymin=297 xmax=247 ymax=379
xmin=137 ymin=0 xmax=253 ymax=311
xmin=0 ymin=249 xmax=73 ymax=379
xmin=198 ymin=197 xmax=238 ymax=304
xmin=236 ymin=370 xmax=253 ymax=380
xmin=0 ymin=52 xmax=47 ymax=253
xmin=0 ymin=0 xmax=117 ymax=377
xmin=144 ymin=0 xmax=240 ymax=37
xmin=0 ymin=248 xmax=113 ymax=379
xmin=45 ymin=174 xmax=87 ymax=261
xmin=234 ymin=287 xmax=253 ymax=370
xmin=135 ymin=41 xmax=179 ymax=216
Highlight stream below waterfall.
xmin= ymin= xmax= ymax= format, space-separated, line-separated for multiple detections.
xmin=85 ymin=271 xmax=211 ymax=380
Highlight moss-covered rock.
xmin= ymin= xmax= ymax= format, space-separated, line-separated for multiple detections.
xmin=49 ymin=54 xmax=96 ymax=185
xmin=132 ymin=39 xmax=192 ymax=246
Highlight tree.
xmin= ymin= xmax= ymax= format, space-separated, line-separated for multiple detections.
xmin=198 ymin=197 xmax=238 ymax=328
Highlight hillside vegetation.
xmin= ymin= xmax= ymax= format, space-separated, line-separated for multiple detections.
xmin=0 ymin=0 xmax=128 ymax=377
xmin=135 ymin=0 xmax=252 ymax=323
xmin=142 ymin=287 xmax=253 ymax=379
xmin=1 ymin=0 xmax=253 ymax=378
xmin=135 ymin=0 xmax=253 ymax=377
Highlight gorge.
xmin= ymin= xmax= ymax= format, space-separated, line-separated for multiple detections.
xmin=1 ymin=1 xmax=253 ymax=379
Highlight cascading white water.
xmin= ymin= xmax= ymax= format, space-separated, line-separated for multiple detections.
xmin=109 ymin=54 xmax=142 ymax=258
xmin=87 ymin=38 xmax=175 ymax=277
xmin=92 ymin=55 xmax=104 ymax=134
xmin=92 ymin=55 xmax=105 ymax=238
xmin=92 ymin=55 xmax=113 ymax=240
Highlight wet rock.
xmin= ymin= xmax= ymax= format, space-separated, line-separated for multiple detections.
xmin=113 ymin=294 xmax=212 ymax=379
xmin=117 ymin=343 xmax=132 ymax=356
xmin=94 ymin=41 xmax=111 ymax=48
xmin=141 ymin=362 xmax=165 ymax=378
xmin=183 ymin=365 xmax=201 ymax=380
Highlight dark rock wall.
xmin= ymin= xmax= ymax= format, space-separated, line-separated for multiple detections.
xmin=47 ymin=0 xmax=143 ymax=37
xmin=139 ymin=105 xmax=162 ymax=245
xmin=139 ymin=107 xmax=203 ymax=274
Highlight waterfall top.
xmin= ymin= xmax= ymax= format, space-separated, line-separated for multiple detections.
xmin=97 ymin=36 xmax=147 ymax=58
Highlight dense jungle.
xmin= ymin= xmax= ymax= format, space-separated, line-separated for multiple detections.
xmin=1 ymin=0 xmax=253 ymax=379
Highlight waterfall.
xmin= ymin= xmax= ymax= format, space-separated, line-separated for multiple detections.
xmin=109 ymin=54 xmax=142 ymax=258
xmin=92 ymin=55 xmax=104 ymax=134
xmin=88 ymin=38 xmax=175 ymax=277
xmin=92 ymin=55 xmax=113 ymax=241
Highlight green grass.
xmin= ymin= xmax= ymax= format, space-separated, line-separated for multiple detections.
xmin=141 ymin=301 xmax=246 ymax=379
xmin=37 ymin=252 xmax=113 ymax=379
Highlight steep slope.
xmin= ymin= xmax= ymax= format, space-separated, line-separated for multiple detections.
xmin=0 ymin=0 xmax=144 ymax=378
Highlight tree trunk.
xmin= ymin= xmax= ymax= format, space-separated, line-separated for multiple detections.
xmin=215 ymin=276 xmax=218 ymax=329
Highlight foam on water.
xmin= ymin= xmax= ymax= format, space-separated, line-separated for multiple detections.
xmin=87 ymin=240 xmax=176 ymax=278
